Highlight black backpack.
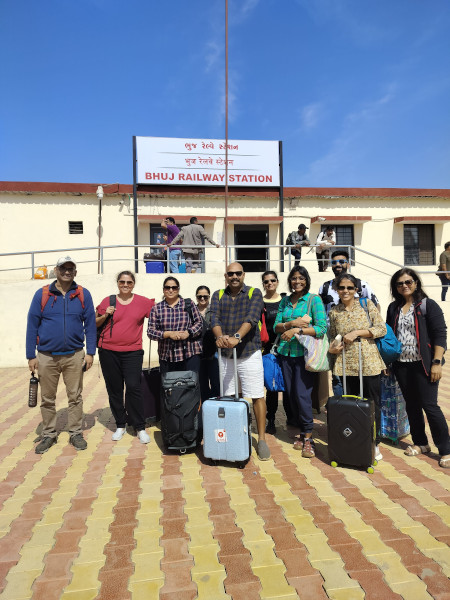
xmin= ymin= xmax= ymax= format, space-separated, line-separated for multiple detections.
xmin=97 ymin=295 xmax=117 ymax=347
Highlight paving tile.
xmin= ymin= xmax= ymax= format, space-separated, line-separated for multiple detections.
xmin=128 ymin=579 xmax=165 ymax=598
xmin=285 ymin=574 xmax=328 ymax=599
xmin=216 ymin=531 xmax=249 ymax=558
xmin=224 ymin=580 xmax=262 ymax=600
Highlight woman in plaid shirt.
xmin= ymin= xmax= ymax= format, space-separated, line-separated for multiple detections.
xmin=147 ymin=276 xmax=203 ymax=374
xmin=274 ymin=266 xmax=327 ymax=459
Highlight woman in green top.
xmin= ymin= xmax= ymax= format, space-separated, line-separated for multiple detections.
xmin=274 ymin=266 xmax=327 ymax=458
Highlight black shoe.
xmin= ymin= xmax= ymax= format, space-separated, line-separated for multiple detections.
xmin=69 ymin=433 xmax=87 ymax=451
xmin=35 ymin=436 xmax=57 ymax=454
xmin=266 ymin=419 xmax=276 ymax=435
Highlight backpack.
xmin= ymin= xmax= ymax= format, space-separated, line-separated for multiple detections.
xmin=359 ymin=298 xmax=402 ymax=364
xmin=41 ymin=284 xmax=85 ymax=312
xmin=218 ymin=287 xmax=267 ymax=340
xmin=97 ymin=295 xmax=117 ymax=347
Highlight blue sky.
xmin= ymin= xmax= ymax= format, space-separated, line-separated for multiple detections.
xmin=1 ymin=0 xmax=449 ymax=188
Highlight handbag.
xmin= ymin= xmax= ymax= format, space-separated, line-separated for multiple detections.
xmin=359 ymin=298 xmax=402 ymax=364
xmin=295 ymin=294 xmax=330 ymax=372
xmin=259 ymin=309 xmax=270 ymax=344
xmin=262 ymin=336 xmax=285 ymax=391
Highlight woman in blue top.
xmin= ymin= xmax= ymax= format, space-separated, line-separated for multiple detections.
xmin=274 ymin=266 xmax=327 ymax=458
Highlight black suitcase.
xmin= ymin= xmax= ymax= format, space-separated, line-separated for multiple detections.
xmin=141 ymin=342 xmax=161 ymax=425
xmin=327 ymin=340 xmax=376 ymax=473
xmin=160 ymin=369 xmax=201 ymax=453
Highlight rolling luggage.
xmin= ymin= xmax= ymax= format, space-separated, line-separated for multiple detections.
xmin=327 ymin=340 xmax=376 ymax=473
xmin=202 ymin=347 xmax=252 ymax=466
xmin=141 ymin=341 xmax=160 ymax=425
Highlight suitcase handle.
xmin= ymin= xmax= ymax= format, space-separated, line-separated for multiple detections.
xmin=342 ymin=337 xmax=363 ymax=399
xmin=218 ymin=347 xmax=239 ymax=400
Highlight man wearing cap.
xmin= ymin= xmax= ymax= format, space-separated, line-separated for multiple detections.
xmin=26 ymin=257 xmax=96 ymax=454
xmin=285 ymin=224 xmax=310 ymax=266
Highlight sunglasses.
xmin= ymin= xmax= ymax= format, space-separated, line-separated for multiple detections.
xmin=227 ymin=271 xmax=243 ymax=277
xmin=164 ymin=285 xmax=179 ymax=291
xmin=58 ymin=267 xmax=75 ymax=273
xmin=331 ymin=259 xmax=347 ymax=265
xmin=196 ymin=295 xmax=210 ymax=300
xmin=118 ymin=280 xmax=134 ymax=285
xmin=396 ymin=279 xmax=415 ymax=288
xmin=263 ymin=279 xmax=277 ymax=284
xmin=337 ymin=285 xmax=355 ymax=291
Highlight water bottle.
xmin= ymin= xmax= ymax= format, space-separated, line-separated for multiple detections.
xmin=28 ymin=372 xmax=39 ymax=407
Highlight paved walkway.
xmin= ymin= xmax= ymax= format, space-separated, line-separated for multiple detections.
xmin=0 ymin=366 xmax=449 ymax=600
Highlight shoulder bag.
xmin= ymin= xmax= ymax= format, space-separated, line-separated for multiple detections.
xmin=359 ymin=298 xmax=402 ymax=364
xmin=295 ymin=294 xmax=330 ymax=372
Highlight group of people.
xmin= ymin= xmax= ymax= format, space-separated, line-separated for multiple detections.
xmin=285 ymin=223 xmax=337 ymax=272
xmin=26 ymin=253 xmax=450 ymax=469
xmin=160 ymin=216 xmax=220 ymax=273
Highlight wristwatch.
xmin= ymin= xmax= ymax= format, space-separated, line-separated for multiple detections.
xmin=432 ymin=358 xmax=442 ymax=365
xmin=234 ymin=333 xmax=242 ymax=343
xmin=298 ymin=328 xmax=303 ymax=336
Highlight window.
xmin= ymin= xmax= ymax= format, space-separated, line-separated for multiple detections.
xmin=68 ymin=221 xmax=83 ymax=234
xmin=320 ymin=224 xmax=354 ymax=262
xmin=404 ymin=224 xmax=435 ymax=265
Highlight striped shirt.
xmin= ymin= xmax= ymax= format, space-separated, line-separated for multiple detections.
xmin=210 ymin=285 xmax=264 ymax=359
xmin=147 ymin=297 xmax=203 ymax=362
xmin=274 ymin=293 xmax=327 ymax=357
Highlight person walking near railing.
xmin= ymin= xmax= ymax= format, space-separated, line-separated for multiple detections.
xmin=285 ymin=224 xmax=310 ymax=266
xmin=437 ymin=241 xmax=450 ymax=301
xmin=166 ymin=216 xmax=220 ymax=273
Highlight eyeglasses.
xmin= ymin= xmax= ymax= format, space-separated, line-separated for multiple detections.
xmin=118 ymin=280 xmax=134 ymax=285
xmin=337 ymin=285 xmax=355 ymax=291
xmin=58 ymin=267 xmax=75 ymax=273
xmin=227 ymin=271 xmax=243 ymax=277
xmin=331 ymin=259 xmax=347 ymax=265
xmin=396 ymin=279 xmax=415 ymax=288
xmin=291 ymin=276 xmax=306 ymax=282
xmin=263 ymin=279 xmax=277 ymax=284
xmin=164 ymin=285 xmax=179 ymax=291
xmin=196 ymin=295 xmax=210 ymax=300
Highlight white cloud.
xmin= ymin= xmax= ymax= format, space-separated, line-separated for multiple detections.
xmin=301 ymin=102 xmax=323 ymax=130
xmin=230 ymin=0 xmax=261 ymax=25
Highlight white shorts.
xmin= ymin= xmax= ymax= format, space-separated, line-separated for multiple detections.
xmin=220 ymin=349 xmax=264 ymax=399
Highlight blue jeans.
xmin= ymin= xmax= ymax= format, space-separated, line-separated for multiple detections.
xmin=169 ymin=249 xmax=181 ymax=273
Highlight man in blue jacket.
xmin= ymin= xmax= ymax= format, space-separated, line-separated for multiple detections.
xmin=26 ymin=256 xmax=96 ymax=454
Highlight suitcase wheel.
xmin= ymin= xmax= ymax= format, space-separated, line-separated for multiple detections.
xmin=367 ymin=466 xmax=375 ymax=474
xmin=238 ymin=462 xmax=245 ymax=470
xmin=373 ymin=459 xmax=378 ymax=467
xmin=330 ymin=461 xmax=338 ymax=468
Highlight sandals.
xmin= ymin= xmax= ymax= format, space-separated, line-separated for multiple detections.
xmin=404 ymin=444 xmax=431 ymax=457
xmin=439 ymin=455 xmax=450 ymax=468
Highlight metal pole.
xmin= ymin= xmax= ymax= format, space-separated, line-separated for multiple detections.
xmin=278 ymin=141 xmax=284 ymax=272
xmin=97 ymin=194 xmax=102 ymax=275
xmin=132 ymin=136 xmax=139 ymax=273
xmin=224 ymin=0 xmax=229 ymax=268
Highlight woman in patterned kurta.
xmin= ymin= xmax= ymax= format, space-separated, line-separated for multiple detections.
xmin=328 ymin=273 xmax=387 ymax=460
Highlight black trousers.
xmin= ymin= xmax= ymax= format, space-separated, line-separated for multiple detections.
xmin=438 ymin=274 xmax=449 ymax=301
xmin=345 ymin=374 xmax=381 ymax=446
xmin=99 ymin=348 xmax=145 ymax=431
xmin=393 ymin=361 xmax=450 ymax=456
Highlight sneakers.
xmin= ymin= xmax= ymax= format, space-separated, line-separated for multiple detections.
xmin=70 ymin=433 xmax=87 ymax=451
xmin=35 ymin=436 xmax=57 ymax=454
xmin=112 ymin=428 xmax=126 ymax=441
xmin=301 ymin=438 xmax=315 ymax=458
xmin=375 ymin=446 xmax=383 ymax=461
xmin=257 ymin=440 xmax=271 ymax=461
xmin=266 ymin=419 xmax=276 ymax=435
xmin=137 ymin=430 xmax=151 ymax=444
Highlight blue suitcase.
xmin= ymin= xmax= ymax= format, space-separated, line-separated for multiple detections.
xmin=202 ymin=347 xmax=252 ymax=466
xmin=146 ymin=261 xmax=164 ymax=273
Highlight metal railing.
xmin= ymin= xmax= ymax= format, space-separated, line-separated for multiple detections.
xmin=0 ymin=243 xmax=445 ymax=285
